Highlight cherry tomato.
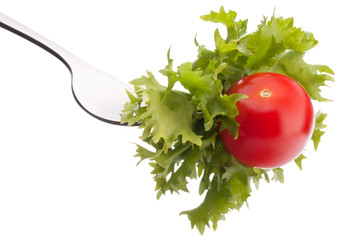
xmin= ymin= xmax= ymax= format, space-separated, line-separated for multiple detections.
xmin=219 ymin=72 xmax=314 ymax=168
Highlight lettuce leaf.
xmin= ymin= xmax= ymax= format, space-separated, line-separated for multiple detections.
xmin=121 ymin=6 xmax=334 ymax=234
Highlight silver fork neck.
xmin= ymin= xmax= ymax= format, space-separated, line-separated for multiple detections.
xmin=0 ymin=12 xmax=76 ymax=73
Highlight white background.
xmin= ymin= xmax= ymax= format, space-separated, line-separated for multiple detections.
xmin=0 ymin=0 xmax=347 ymax=239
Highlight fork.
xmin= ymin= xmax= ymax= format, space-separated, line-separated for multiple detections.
xmin=0 ymin=12 xmax=132 ymax=126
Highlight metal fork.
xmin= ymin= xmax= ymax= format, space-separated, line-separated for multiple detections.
xmin=0 ymin=12 xmax=132 ymax=126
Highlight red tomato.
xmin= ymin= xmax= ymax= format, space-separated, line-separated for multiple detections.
xmin=219 ymin=72 xmax=314 ymax=168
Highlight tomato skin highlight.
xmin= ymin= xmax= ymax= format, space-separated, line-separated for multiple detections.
xmin=220 ymin=72 xmax=314 ymax=168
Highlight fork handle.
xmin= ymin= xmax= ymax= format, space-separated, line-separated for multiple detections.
xmin=0 ymin=11 xmax=135 ymax=126
xmin=0 ymin=12 xmax=76 ymax=72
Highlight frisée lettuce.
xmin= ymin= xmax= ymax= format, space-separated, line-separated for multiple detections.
xmin=121 ymin=7 xmax=334 ymax=234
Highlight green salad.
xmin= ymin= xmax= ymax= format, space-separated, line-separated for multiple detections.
xmin=121 ymin=7 xmax=333 ymax=234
